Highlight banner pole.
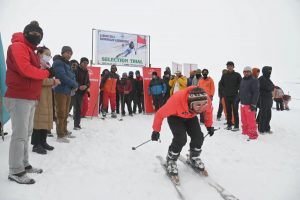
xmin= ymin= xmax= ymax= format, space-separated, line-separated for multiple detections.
xmin=91 ymin=28 xmax=95 ymax=65
xmin=148 ymin=35 xmax=151 ymax=68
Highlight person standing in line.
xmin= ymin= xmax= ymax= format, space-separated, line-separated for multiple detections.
xmin=258 ymin=66 xmax=274 ymax=134
xmin=68 ymin=60 xmax=79 ymax=115
xmin=133 ymin=70 xmax=145 ymax=113
xmin=128 ymin=71 xmax=136 ymax=113
xmin=220 ymin=61 xmax=242 ymax=131
xmin=99 ymin=69 xmax=109 ymax=113
xmin=162 ymin=71 xmax=171 ymax=105
xmin=5 ymin=21 xmax=54 ymax=184
xmin=198 ymin=68 xmax=215 ymax=123
xmin=169 ymin=70 xmax=187 ymax=95
xmin=31 ymin=46 xmax=60 ymax=154
xmin=148 ymin=71 xmax=166 ymax=111
xmin=187 ymin=70 xmax=195 ymax=86
xmin=100 ymin=64 xmax=120 ymax=118
xmin=73 ymin=57 xmax=90 ymax=130
xmin=216 ymin=69 xmax=228 ymax=121
xmin=53 ymin=46 xmax=78 ymax=142
xmin=192 ymin=69 xmax=202 ymax=86
xmin=239 ymin=67 xmax=259 ymax=140
xmin=118 ymin=73 xmax=133 ymax=116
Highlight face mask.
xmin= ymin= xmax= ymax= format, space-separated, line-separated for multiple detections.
xmin=41 ymin=55 xmax=51 ymax=63
xmin=196 ymin=74 xmax=202 ymax=79
xmin=25 ymin=34 xmax=42 ymax=46
xmin=202 ymin=74 xmax=208 ymax=79
xmin=152 ymin=75 xmax=157 ymax=79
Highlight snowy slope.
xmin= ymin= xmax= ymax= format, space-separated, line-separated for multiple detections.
xmin=1 ymin=94 xmax=300 ymax=200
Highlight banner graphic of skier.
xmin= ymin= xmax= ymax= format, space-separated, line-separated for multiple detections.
xmin=95 ymin=30 xmax=149 ymax=67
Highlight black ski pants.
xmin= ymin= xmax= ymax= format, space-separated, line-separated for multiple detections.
xmin=217 ymin=97 xmax=223 ymax=119
xmin=133 ymin=93 xmax=145 ymax=113
xmin=73 ymin=93 xmax=84 ymax=127
xmin=224 ymin=95 xmax=239 ymax=128
xmin=120 ymin=94 xmax=133 ymax=115
xmin=31 ymin=129 xmax=48 ymax=146
xmin=167 ymin=116 xmax=204 ymax=154
xmin=258 ymin=96 xmax=273 ymax=132
xmin=152 ymin=94 xmax=163 ymax=111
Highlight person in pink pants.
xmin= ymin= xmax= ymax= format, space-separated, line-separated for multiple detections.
xmin=239 ymin=67 xmax=260 ymax=140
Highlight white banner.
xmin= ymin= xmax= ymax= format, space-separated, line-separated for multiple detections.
xmin=94 ymin=30 xmax=149 ymax=67
xmin=183 ymin=63 xmax=198 ymax=77
xmin=172 ymin=62 xmax=183 ymax=74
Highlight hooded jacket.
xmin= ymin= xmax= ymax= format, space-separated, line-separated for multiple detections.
xmin=5 ymin=32 xmax=49 ymax=100
xmin=258 ymin=66 xmax=274 ymax=98
xmin=152 ymin=86 xmax=213 ymax=132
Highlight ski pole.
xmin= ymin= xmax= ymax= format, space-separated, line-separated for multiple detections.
xmin=132 ymin=139 xmax=152 ymax=150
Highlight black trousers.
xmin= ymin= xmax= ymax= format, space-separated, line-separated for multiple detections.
xmin=31 ymin=129 xmax=48 ymax=146
xmin=258 ymin=96 xmax=273 ymax=132
xmin=163 ymin=93 xmax=170 ymax=105
xmin=224 ymin=96 xmax=239 ymax=128
xmin=152 ymin=94 xmax=163 ymax=111
xmin=217 ymin=97 xmax=223 ymax=119
xmin=116 ymin=91 xmax=120 ymax=114
xmin=120 ymin=94 xmax=133 ymax=115
xmin=73 ymin=93 xmax=84 ymax=127
xmin=133 ymin=93 xmax=145 ymax=113
xmin=99 ymin=91 xmax=104 ymax=113
xmin=167 ymin=116 xmax=204 ymax=154
xmin=274 ymin=99 xmax=284 ymax=111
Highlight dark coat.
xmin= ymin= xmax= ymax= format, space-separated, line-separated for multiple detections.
xmin=135 ymin=76 xmax=144 ymax=95
xmin=75 ymin=66 xmax=90 ymax=95
xmin=258 ymin=67 xmax=274 ymax=99
xmin=220 ymin=71 xmax=242 ymax=97
xmin=239 ymin=76 xmax=259 ymax=105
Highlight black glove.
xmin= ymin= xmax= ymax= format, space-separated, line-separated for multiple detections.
xmin=46 ymin=67 xmax=55 ymax=78
xmin=210 ymin=96 xmax=213 ymax=101
xmin=250 ymin=104 xmax=257 ymax=111
xmin=151 ymin=131 xmax=160 ymax=141
xmin=206 ymin=127 xmax=215 ymax=137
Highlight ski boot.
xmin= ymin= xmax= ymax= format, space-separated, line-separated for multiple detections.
xmin=101 ymin=111 xmax=106 ymax=119
xmin=188 ymin=148 xmax=205 ymax=172
xmin=166 ymin=150 xmax=180 ymax=184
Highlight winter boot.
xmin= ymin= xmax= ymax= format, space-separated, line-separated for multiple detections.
xmin=8 ymin=171 xmax=35 ymax=184
xmin=32 ymin=145 xmax=47 ymax=155
xmin=189 ymin=148 xmax=205 ymax=171
xmin=102 ymin=111 xmax=106 ymax=118
xmin=166 ymin=150 xmax=180 ymax=176
xmin=42 ymin=142 xmax=54 ymax=151
xmin=25 ymin=165 xmax=43 ymax=174
xmin=111 ymin=111 xmax=117 ymax=118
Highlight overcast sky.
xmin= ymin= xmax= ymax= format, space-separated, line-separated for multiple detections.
xmin=0 ymin=0 xmax=300 ymax=80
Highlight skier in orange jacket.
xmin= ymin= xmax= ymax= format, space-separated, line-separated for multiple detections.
xmin=151 ymin=86 xmax=214 ymax=176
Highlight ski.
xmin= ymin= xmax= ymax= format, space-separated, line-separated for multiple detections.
xmin=178 ymin=155 xmax=239 ymax=200
xmin=156 ymin=155 xmax=186 ymax=200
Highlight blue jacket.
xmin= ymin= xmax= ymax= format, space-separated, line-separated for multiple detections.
xmin=53 ymin=56 xmax=78 ymax=95
xmin=148 ymin=78 xmax=166 ymax=96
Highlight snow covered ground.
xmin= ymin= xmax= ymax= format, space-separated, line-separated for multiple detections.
xmin=1 ymin=86 xmax=300 ymax=200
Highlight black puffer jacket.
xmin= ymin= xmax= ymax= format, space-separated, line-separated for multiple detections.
xmin=220 ymin=70 xmax=242 ymax=97
xmin=258 ymin=66 xmax=274 ymax=98
xmin=239 ymin=76 xmax=259 ymax=105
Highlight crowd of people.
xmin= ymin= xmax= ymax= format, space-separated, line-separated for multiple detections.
xmin=2 ymin=20 xmax=291 ymax=184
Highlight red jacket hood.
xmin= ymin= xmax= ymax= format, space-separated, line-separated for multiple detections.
xmin=11 ymin=32 xmax=37 ymax=50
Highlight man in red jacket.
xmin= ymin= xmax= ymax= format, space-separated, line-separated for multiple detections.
xmin=151 ymin=86 xmax=214 ymax=176
xmin=4 ymin=21 xmax=53 ymax=184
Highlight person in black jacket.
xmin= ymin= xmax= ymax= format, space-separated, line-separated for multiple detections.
xmin=162 ymin=71 xmax=171 ymax=105
xmin=73 ymin=57 xmax=90 ymax=130
xmin=216 ymin=69 xmax=227 ymax=120
xmin=133 ymin=70 xmax=144 ymax=113
xmin=220 ymin=61 xmax=242 ymax=131
xmin=257 ymin=66 xmax=274 ymax=134
xmin=128 ymin=71 xmax=136 ymax=112
xmin=239 ymin=67 xmax=259 ymax=140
